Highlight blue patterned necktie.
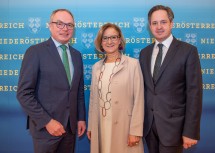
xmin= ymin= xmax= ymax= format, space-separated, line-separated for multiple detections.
xmin=153 ymin=43 xmax=163 ymax=82
xmin=60 ymin=45 xmax=71 ymax=85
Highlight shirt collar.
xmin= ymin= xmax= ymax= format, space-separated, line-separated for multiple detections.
xmin=155 ymin=34 xmax=173 ymax=49
xmin=51 ymin=37 xmax=69 ymax=48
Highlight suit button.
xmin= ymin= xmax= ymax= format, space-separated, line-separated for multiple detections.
xmin=115 ymin=101 xmax=119 ymax=104
xmin=151 ymin=108 xmax=154 ymax=111
xmin=114 ymin=121 xmax=118 ymax=124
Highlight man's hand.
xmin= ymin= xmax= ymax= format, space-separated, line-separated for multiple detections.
xmin=183 ymin=136 xmax=198 ymax=149
xmin=45 ymin=119 xmax=66 ymax=136
xmin=87 ymin=131 xmax=91 ymax=140
xmin=77 ymin=121 xmax=86 ymax=137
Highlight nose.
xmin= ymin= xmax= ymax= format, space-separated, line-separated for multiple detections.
xmin=157 ymin=23 xmax=162 ymax=29
xmin=62 ymin=24 xmax=69 ymax=30
xmin=107 ymin=38 xmax=112 ymax=43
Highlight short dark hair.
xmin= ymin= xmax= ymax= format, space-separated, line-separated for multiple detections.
xmin=148 ymin=5 xmax=174 ymax=24
xmin=50 ymin=9 xmax=74 ymax=23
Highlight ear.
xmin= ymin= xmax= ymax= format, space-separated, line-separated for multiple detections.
xmin=48 ymin=23 xmax=52 ymax=31
xmin=149 ymin=23 xmax=152 ymax=31
xmin=170 ymin=21 xmax=174 ymax=28
xmin=100 ymin=45 xmax=104 ymax=51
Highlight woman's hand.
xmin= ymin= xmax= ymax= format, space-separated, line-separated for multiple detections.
xmin=127 ymin=135 xmax=140 ymax=147
xmin=87 ymin=131 xmax=91 ymax=140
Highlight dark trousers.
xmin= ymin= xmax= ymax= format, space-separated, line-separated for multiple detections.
xmin=145 ymin=119 xmax=183 ymax=153
xmin=32 ymin=122 xmax=76 ymax=153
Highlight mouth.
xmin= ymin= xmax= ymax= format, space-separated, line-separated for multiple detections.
xmin=156 ymin=30 xmax=164 ymax=35
xmin=106 ymin=43 xmax=115 ymax=47
xmin=60 ymin=33 xmax=69 ymax=37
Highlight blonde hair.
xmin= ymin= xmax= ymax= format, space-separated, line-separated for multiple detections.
xmin=94 ymin=23 xmax=126 ymax=52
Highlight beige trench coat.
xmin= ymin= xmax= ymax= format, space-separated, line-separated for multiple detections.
xmin=88 ymin=55 xmax=144 ymax=153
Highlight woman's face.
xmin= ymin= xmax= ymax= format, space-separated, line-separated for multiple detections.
xmin=101 ymin=27 xmax=121 ymax=54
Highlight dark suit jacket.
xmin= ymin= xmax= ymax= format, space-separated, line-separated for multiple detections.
xmin=17 ymin=38 xmax=85 ymax=138
xmin=139 ymin=37 xmax=202 ymax=146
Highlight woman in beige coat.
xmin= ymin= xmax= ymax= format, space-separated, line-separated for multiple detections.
xmin=87 ymin=23 xmax=144 ymax=153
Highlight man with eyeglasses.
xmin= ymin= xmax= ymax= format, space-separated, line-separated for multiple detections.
xmin=17 ymin=9 xmax=86 ymax=153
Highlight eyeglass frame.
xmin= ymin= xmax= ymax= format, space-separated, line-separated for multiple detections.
xmin=51 ymin=20 xmax=75 ymax=30
xmin=102 ymin=35 xmax=120 ymax=42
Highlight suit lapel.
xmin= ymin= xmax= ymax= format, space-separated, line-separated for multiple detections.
xmin=69 ymin=47 xmax=78 ymax=88
xmin=154 ymin=38 xmax=179 ymax=84
xmin=145 ymin=44 xmax=155 ymax=86
xmin=46 ymin=38 xmax=70 ymax=86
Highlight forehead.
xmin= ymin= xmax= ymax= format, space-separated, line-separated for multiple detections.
xmin=103 ymin=27 xmax=119 ymax=35
xmin=52 ymin=11 xmax=74 ymax=22
xmin=151 ymin=10 xmax=169 ymax=21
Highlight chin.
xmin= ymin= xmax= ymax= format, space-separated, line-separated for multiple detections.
xmin=61 ymin=39 xmax=70 ymax=44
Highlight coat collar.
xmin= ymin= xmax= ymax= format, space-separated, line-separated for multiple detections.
xmin=95 ymin=54 xmax=127 ymax=80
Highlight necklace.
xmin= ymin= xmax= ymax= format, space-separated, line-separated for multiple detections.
xmin=98 ymin=55 xmax=121 ymax=117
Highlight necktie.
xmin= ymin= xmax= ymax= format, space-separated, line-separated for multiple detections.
xmin=153 ymin=43 xmax=163 ymax=82
xmin=60 ymin=45 xmax=71 ymax=85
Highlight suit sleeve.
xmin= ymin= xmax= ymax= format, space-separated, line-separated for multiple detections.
xmin=139 ymin=49 xmax=144 ymax=72
xmin=16 ymin=46 xmax=51 ymax=130
xmin=77 ymin=55 xmax=86 ymax=121
xmin=129 ymin=60 xmax=144 ymax=136
xmin=183 ymin=46 xmax=202 ymax=140
xmin=87 ymin=64 xmax=96 ymax=131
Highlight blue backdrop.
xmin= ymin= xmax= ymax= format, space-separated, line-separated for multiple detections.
xmin=0 ymin=0 xmax=215 ymax=153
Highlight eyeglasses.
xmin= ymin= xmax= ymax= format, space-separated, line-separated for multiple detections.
xmin=102 ymin=35 xmax=120 ymax=42
xmin=51 ymin=21 xmax=74 ymax=30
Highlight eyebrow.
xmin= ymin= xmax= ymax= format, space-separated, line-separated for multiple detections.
xmin=55 ymin=20 xmax=74 ymax=24
xmin=152 ymin=19 xmax=167 ymax=22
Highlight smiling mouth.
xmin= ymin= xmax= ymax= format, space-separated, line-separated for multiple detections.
xmin=60 ymin=33 xmax=69 ymax=37
xmin=157 ymin=30 xmax=164 ymax=34
xmin=106 ymin=45 xmax=115 ymax=48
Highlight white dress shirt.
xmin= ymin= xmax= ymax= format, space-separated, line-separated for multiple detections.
xmin=151 ymin=34 xmax=173 ymax=76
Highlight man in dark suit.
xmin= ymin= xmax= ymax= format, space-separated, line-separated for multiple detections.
xmin=17 ymin=9 xmax=86 ymax=153
xmin=139 ymin=5 xmax=202 ymax=153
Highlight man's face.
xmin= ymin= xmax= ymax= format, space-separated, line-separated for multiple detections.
xmin=149 ymin=10 xmax=173 ymax=42
xmin=49 ymin=11 xmax=74 ymax=44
